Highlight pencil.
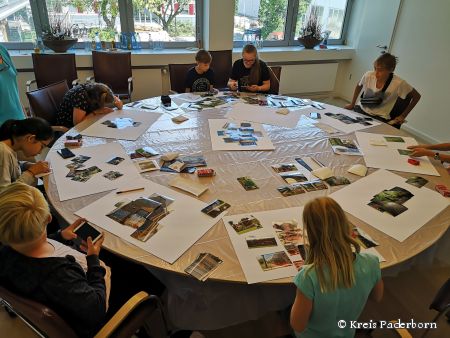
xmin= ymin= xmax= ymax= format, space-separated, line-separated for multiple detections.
xmin=116 ymin=187 xmax=145 ymax=194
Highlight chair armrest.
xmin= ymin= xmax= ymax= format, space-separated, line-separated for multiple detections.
xmin=72 ymin=79 xmax=80 ymax=87
xmin=86 ymin=76 xmax=95 ymax=83
xmin=94 ymin=291 xmax=149 ymax=338
xmin=127 ymin=77 xmax=133 ymax=103
xmin=390 ymin=320 xmax=413 ymax=338
xmin=52 ymin=126 xmax=69 ymax=133
xmin=26 ymin=79 xmax=37 ymax=93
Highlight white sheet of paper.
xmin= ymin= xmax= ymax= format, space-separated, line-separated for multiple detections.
xmin=48 ymin=142 xmax=142 ymax=201
xmin=76 ymin=178 xmax=220 ymax=264
xmin=222 ymin=207 xmax=303 ymax=284
xmin=208 ymin=119 xmax=275 ymax=151
xmin=319 ymin=104 xmax=382 ymax=133
xmin=330 ymin=169 xmax=449 ymax=242
xmin=169 ymin=176 xmax=208 ymax=197
xmin=355 ymin=132 xmax=440 ymax=176
xmin=225 ymin=102 xmax=304 ymax=128
xmin=80 ymin=108 xmax=162 ymax=141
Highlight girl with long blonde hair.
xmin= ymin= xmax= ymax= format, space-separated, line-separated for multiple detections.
xmin=290 ymin=197 xmax=383 ymax=337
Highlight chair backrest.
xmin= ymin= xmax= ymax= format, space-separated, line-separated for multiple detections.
xmin=210 ymin=50 xmax=232 ymax=89
xmin=430 ymin=278 xmax=450 ymax=312
xmin=0 ymin=285 xmax=78 ymax=338
xmin=268 ymin=66 xmax=282 ymax=95
xmin=26 ymin=80 xmax=69 ymax=125
xmin=92 ymin=51 xmax=132 ymax=96
xmin=31 ymin=53 xmax=78 ymax=89
xmin=168 ymin=63 xmax=196 ymax=93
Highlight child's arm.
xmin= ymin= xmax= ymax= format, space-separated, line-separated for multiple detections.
xmin=73 ymin=107 xmax=88 ymax=126
xmin=369 ymin=279 xmax=384 ymax=302
xmin=408 ymin=143 xmax=450 ymax=151
xmin=247 ymin=80 xmax=270 ymax=93
xmin=290 ymin=289 xmax=313 ymax=333
xmin=113 ymin=96 xmax=123 ymax=110
xmin=388 ymin=88 xmax=421 ymax=125
xmin=344 ymin=84 xmax=363 ymax=110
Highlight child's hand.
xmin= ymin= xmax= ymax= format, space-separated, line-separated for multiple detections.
xmin=61 ymin=218 xmax=85 ymax=241
xmin=344 ymin=103 xmax=354 ymax=110
xmin=87 ymin=234 xmax=104 ymax=257
xmin=229 ymin=81 xmax=238 ymax=91
xmin=388 ymin=116 xmax=405 ymax=126
xmin=408 ymin=148 xmax=434 ymax=158
xmin=246 ymin=85 xmax=260 ymax=92
xmin=114 ymin=96 xmax=123 ymax=110
xmin=28 ymin=161 xmax=50 ymax=176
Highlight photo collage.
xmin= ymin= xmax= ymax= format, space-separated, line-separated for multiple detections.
xmin=368 ymin=186 xmax=414 ymax=217
xmin=271 ymin=220 xmax=305 ymax=270
xmin=102 ymin=117 xmax=141 ymax=129
xmin=216 ymin=121 xmax=263 ymax=147
xmin=324 ymin=112 xmax=373 ymax=126
xmin=106 ymin=194 xmax=174 ymax=242
xmin=64 ymin=154 xmax=129 ymax=182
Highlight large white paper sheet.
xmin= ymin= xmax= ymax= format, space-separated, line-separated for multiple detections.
xmin=330 ymin=170 xmax=449 ymax=242
xmin=208 ymin=119 xmax=275 ymax=151
xmin=319 ymin=104 xmax=381 ymax=133
xmin=76 ymin=178 xmax=221 ymax=264
xmin=356 ymin=132 xmax=440 ymax=176
xmin=225 ymin=102 xmax=304 ymax=128
xmin=48 ymin=142 xmax=142 ymax=201
xmin=81 ymin=108 xmax=162 ymax=141
xmin=223 ymin=207 xmax=304 ymax=284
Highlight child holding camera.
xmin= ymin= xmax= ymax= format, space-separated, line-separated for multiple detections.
xmin=185 ymin=49 xmax=215 ymax=93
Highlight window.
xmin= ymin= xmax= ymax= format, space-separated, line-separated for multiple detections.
xmin=234 ymin=0 xmax=352 ymax=47
xmin=132 ymin=0 xmax=198 ymax=46
xmin=0 ymin=0 xmax=37 ymax=42
xmin=234 ymin=0 xmax=289 ymax=46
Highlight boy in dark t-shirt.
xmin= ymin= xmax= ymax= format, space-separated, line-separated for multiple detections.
xmin=185 ymin=49 xmax=215 ymax=93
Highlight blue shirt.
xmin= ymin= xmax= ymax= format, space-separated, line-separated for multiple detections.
xmin=293 ymin=252 xmax=381 ymax=338
xmin=0 ymin=44 xmax=24 ymax=126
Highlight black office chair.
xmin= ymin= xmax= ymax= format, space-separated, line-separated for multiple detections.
xmin=90 ymin=51 xmax=133 ymax=102
xmin=168 ymin=63 xmax=196 ymax=94
xmin=210 ymin=50 xmax=232 ymax=89
xmin=0 ymin=286 xmax=168 ymax=338
xmin=26 ymin=53 xmax=78 ymax=92
xmin=268 ymin=66 xmax=282 ymax=95
xmin=26 ymin=80 xmax=70 ymax=134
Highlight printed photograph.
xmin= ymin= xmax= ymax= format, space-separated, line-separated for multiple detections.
xmin=257 ymin=251 xmax=292 ymax=271
xmin=71 ymin=155 xmax=91 ymax=164
xmin=201 ymin=199 xmax=231 ymax=218
xmin=280 ymin=172 xmax=308 ymax=184
xmin=148 ymin=193 xmax=174 ymax=208
xmin=397 ymin=149 xmax=413 ymax=156
xmin=66 ymin=162 xmax=84 ymax=170
xmin=351 ymin=227 xmax=378 ymax=249
xmin=70 ymin=166 xmax=102 ymax=182
xmin=135 ymin=159 xmax=159 ymax=172
xmin=273 ymin=220 xmax=298 ymax=232
xmin=293 ymin=260 xmax=305 ymax=271
xmin=102 ymin=117 xmax=141 ymax=129
xmin=324 ymin=176 xmax=351 ymax=186
xmin=405 ymin=176 xmax=428 ymax=188
xmin=246 ymin=236 xmax=278 ymax=249
xmin=277 ymin=184 xmax=305 ymax=196
xmin=329 ymin=138 xmax=362 ymax=155
xmin=368 ymin=186 xmax=413 ymax=217
xmin=284 ymin=243 xmax=300 ymax=256
xmin=237 ymin=176 xmax=259 ymax=190
xmin=107 ymin=156 xmax=125 ymax=165
xmin=228 ymin=215 xmax=263 ymax=235
xmin=184 ymin=253 xmax=223 ymax=281
xmin=384 ymin=136 xmax=405 ymax=143
xmin=103 ymin=170 xmax=123 ymax=181
xmin=271 ymin=163 xmax=299 ymax=173
xmin=135 ymin=146 xmax=159 ymax=157
xmin=277 ymin=229 xmax=303 ymax=245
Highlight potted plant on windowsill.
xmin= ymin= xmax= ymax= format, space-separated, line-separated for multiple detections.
xmin=42 ymin=13 xmax=78 ymax=53
xmin=297 ymin=14 xmax=322 ymax=49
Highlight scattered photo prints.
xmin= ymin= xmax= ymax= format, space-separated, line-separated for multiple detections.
xmin=324 ymin=176 xmax=351 ymax=186
xmin=405 ymin=176 xmax=428 ymax=188
xmin=351 ymin=226 xmax=378 ymax=249
xmin=135 ymin=147 xmax=159 ymax=158
xmin=324 ymin=112 xmax=372 ymax=126
xmin=329 ymin=138 xmax=363 ymax=156
xmin=368 ymin=186 xmax=414 ymax=217
xmin=228 ymin=215 xmax=263 ymax=235
xmin=237 ymin=176 xmax=259 ymax=190
xmin=277 ymin=183 xmax=305 ymax=197
xmin=71 ymin=155 xmax=91 ymax=164
xmin=300 ymin=179 xmax=327 ymax=192
xmin=70 ymin=166 xmax=102 ymax=182
xmin=216 ymin=121 xmax=263 ymax=147
xmin=257 ymin=251 xmax=292 ymax=271
xmin=384 ymin=136 xmax=405 ymax=143
xmin=102 ymin=118 xmax=142 ymax=129
xmin=246 ymin=236 xmax=278 ymax=249
xmin=103 ymin=170 xmax=123 ymax=180
xmin=135 ymin=159 xmax=160 ymax=173
xmin=201 ymin=199 xmax=231 ymax=218
xmin=184 ymin=253 xmax=223 ymax=281
xmin=271 ymin=163 xmax=299 ymax=173
xmin=397 ymin=149 xmax=413 ymax=156
xmin=279 ymin=172 xmax=308 ymax=184
xmin=107 ymin=156 xmax=125 ymax=165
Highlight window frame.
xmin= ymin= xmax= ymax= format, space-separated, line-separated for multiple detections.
xmin=1 ymin=0 xmax=203 ymax=49
xmin=233 ymin=0 xmax=354 ymax=48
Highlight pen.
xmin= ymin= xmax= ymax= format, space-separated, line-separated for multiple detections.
xmin=312 ymin=158 xmax=325 ymax=167
xmin=116 ymin=187 xmax=145 ymax=194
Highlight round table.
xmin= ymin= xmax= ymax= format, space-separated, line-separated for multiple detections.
xmin=45 ymin=94 xmax=450 ymax=330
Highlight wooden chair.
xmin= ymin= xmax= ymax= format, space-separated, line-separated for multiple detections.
xmin=26 ymin=80 xmax=70 ymax=133
xmin=26 ymin=53 xmax=78 ymax=92
xmin=268 ymin=66 xmax=282 ymax=95
xmin=90 ymin=51 xmax=133 ymax=102
xmin=168 ymin=63 xmax=196 ymax=94
xmin=210 ymin=50 xmax=232 ymax=89
xmin=0 ymin=286 xmax=168 ymax=338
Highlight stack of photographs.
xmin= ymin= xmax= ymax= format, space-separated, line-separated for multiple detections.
xmin=324 ymin=112 xmax=373 ymax=126
xmin=184 ymin=253 xmax=223 ymax=281
xmin=160 ymin=155 xmax=207 ymax=174
xmin=368 ymin=186 xmax=414 ymax=217
xmin=188 ymin=96 xmax=228 ymax=110
xmin=272 ymin=220 xmax=305 ymax=271
xmin=272 ymin=162 xmax=326 ymax=196
xmin=106 ymin=194 xmax=173 ymax=242
xmin=217 ymin=122 xmax=263 ymax=147
xmin=405 ymin=176 xmax=428 ymax=188
xmin=329 ymin=138 xmax=363 ymax=156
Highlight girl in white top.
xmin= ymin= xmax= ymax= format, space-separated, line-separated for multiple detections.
xmin=0 ymin=118 xmax=53 ymax=190
xmin=345 ymin=53 xmax=421 ymax=128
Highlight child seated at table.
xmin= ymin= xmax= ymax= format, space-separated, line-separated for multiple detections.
xmin=344 ymin=53 xmax=421 ymax=129
xmin=185 ymin=49 xmax=215 ymax=93
xmin=228 ymin=44 xmax=270 ymax=93
xmin=290 ymin=197 xmax=383 ymax=338
xmin=56 ymin=82 xmax=123 ymax=129
xmin=0 ymin=118 xmax=53 ymax=190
